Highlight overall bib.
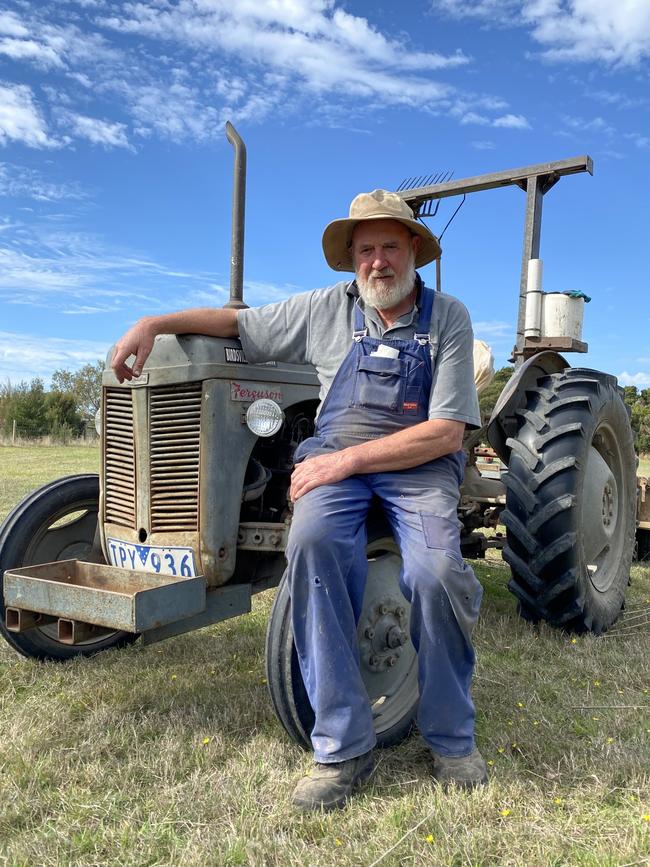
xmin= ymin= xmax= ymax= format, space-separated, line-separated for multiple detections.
xmin=286 ymin=284 xmax=483 ymax=763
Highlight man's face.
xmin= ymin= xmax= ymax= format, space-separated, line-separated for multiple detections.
xmin=352 ymin=219 xmax=420 ymax=310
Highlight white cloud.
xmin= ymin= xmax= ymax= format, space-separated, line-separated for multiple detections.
xmin=617 ymin=370 xmax=650 ymax=388
xmin=473 ymin=320 xmax=513 ymax=339
xmin=471 ymin=140 xmax=496 ymax=149
xmin=461 ymin=111 xmax=531 ymax=129
xmin=0 ymin=330 xmax=109 ymax=384
xmin=62 ymin=112 xmax=132 ymax=149
xmin=438 ymin=0 xmax=650 ymax=66
xmin=0 ymin=162 xmax=86 ymax=201
xmin=0 ymin=3 xmax=524 ymax=143
xmin=493 ymin=113 xmax=531 ymax=129
xmin=0 ymin=82 xmax=56 ymax=148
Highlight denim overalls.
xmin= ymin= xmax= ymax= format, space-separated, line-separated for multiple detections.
xmin=286 ymin=283 xmax=483 ymax=763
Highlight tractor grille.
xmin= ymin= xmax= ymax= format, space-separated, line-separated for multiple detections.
xmin=104 ymin=388 xmax=136 ymax=528
xmin=149 ymin=384 xmax=202 ymax=532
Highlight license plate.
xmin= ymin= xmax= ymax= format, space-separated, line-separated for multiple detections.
xmin=107 ymin=538 xmax=198 ymax=578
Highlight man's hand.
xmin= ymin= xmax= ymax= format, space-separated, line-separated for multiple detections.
xmin=111 ymin=317 xmax=157 ymax=383
xmin=290 ymin=451 xmax=357 ymax=502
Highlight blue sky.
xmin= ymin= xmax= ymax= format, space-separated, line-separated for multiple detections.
xmin=0 ymin=0 xmax=649 ymax=387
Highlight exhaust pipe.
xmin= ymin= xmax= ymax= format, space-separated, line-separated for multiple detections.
xmin=224 ymin=121 xmax=248 ymax=309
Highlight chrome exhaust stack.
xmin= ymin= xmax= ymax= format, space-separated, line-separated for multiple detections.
xmin=224 ymin=121 xmax=248 ymax=309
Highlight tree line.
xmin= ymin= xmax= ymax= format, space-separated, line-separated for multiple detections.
xmin=479 ymin=367 xmax=650 ymax=455
xmin=0 ymin=362 xmax=103 ymax=440
xmin=1 ymin=362 xmax=649 ymax=454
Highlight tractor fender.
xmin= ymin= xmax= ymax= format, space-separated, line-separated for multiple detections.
xmin=486 ymin=351 xmax=569 ymax=463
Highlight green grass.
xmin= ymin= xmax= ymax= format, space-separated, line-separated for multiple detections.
xmin=639 ymin=455 xmax=650 ymax=477
xmin=0 ymin=446 xmax=649 ymax=865
xmin=0 ymin=445 xmax=99 ymax=522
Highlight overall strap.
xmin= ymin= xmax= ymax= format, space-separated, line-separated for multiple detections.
xmin=414 ymin=284 xmax=434 ymax=345
xmin=353 ymin=299 xmax=368 ymax=341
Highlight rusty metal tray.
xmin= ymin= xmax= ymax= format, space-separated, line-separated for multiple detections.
xmin=3 ymin=560 xmax=206 ymax=633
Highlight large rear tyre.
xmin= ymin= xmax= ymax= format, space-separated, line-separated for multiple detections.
xmin=265 ymin=523 xmax=418 ymax=749
xmin=502 ymin=369 xmax=636 ymax=634
xmin=0 ymin=474 xmax=137 ymax=660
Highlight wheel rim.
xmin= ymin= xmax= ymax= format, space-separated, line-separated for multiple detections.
xmin=20 ymin=498 xmax=119 ymax=648
xmin=582 ymin=421 xmax=627 ymax=593
xmin=357 ymin=536 xmax=418 ymax=735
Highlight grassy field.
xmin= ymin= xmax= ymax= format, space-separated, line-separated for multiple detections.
xmin=0 ymin=446 xmax=648 ymax=865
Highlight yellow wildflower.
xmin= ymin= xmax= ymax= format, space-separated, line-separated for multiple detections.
xmin=500 ymin=808 xmax=511 ymax=817
xmin=424 ymin=834 xmax=435 ymax=843
xmin=553 ymin=797 xmax=563 ymax=805
xmin=202 ymin=737 xmax=211 ymax=745
xmin=171 ymin=674 xmax=177 ymax=680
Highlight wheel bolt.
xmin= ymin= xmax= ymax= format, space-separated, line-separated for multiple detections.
xmin=396 ymin=606 xmax=405 ymax=618
xmin=387 ymin=656 xmax=397 ymax=667
xmin=365 ymin=627 xmax=375 ymax=639
xmin=378 ymin=604 xmax=388 ymax=616
xmin=369 ymin=655 xmax=379 ymax=667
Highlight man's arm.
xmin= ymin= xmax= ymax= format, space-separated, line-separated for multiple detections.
xmin=111 ymin=308 xmax=239 ymax=383
xmin=289 ymin=418 xmax=464 ymax=502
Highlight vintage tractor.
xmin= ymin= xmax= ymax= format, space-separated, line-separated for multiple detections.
xmin=0 ymin=125 xmax=640 ymax=751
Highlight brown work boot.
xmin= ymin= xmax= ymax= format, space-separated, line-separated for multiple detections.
xmin=430 ymin=747 xmax=488 ymax=789
xmin=292 ymin=751 xmax=374 ymax=811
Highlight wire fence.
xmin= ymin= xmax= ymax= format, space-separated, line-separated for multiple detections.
xmin=0 ymin=420 xmax=99 ymax=446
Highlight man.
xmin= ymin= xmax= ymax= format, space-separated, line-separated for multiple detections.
xmin=111 ymin=189 xmax=486 ymax=811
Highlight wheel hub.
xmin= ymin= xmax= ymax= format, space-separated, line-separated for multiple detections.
xmin=582 ymin=439 xmax=620 ymax=592
xmin=359 ymin=596 xmax=409 ymax=672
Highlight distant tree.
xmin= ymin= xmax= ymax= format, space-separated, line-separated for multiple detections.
xmin=51 ymin=361 xmax=104 ymax=421
xmin=479 ymin=366 xmax=514 ymax=420
xmin=2 ymin=379 xmax=48 ymax=437
xmin=45 ymin=391 xmax=85 ymax=439
xmin=623 ymin=385 xmax=650 ymax=455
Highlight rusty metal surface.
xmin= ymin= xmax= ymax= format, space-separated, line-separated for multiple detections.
xmin=224 ymin=121 xmax=248 ymax=310
xmin=3 ymin=559 xmax=206 ymax=633
xmin=5 ymin=607 xmax=56 ymax=633
xmin=57 ymin=619 xmax=115 ymax=644
xmin=237 ymin=522 xmax=289 ymax=552
xmin=149 ymin=383 xmax=202 ymax=533
xmin=141 ymin=583 xmax=251 ymax=645
xmin=398 ymin=156 xmax=592 ymax=208
xmin=103 ymin=388 xmax=136 ymax=529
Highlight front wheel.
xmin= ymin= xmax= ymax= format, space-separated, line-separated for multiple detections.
xmin=502 ymin=369 xmax=637 ymax=634
xmin=265 ymin=523 xmax=418 ymax=749
xmin=0 ymin=474 xmax=137 ymax=660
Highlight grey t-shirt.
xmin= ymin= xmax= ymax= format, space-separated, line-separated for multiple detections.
xmin=237 ymin=278 xmax=481 ymax=429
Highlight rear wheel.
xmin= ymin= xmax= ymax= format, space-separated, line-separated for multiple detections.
xmin=265 ymin=523 xmax=418 ymax=749
xmin=502 ymin=369 xmax=636 ymax=634
xmin=0 ymin=474 xmax=137 ymax=659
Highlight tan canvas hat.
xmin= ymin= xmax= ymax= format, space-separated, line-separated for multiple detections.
xmin=322 ymin=189 xmax=441 ymax=272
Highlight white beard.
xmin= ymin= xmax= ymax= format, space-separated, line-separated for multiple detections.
xmin=355 ymin=250 xmax=416 ymax=310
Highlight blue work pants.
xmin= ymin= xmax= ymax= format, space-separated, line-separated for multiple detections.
xmin=286 ymin=462 xmax=483 ymax=763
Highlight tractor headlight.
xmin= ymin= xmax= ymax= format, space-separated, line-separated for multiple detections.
xmin=95 ymin=408 xmax=102 ymax=437
xmin=246 ymin=399 xmax=284 ymax=437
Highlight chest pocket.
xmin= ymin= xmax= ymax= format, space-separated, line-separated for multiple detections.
xmin=351 ymin=355 xmax=407 ymax=413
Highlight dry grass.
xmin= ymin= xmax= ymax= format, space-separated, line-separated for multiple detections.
xmin=0 ymin=448 xmax=649 ymax=865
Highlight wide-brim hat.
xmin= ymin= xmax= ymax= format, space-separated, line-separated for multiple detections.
xmin=322 ymin=188 xmax=441 ymax=272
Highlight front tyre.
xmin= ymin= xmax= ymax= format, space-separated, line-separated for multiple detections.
xmin=265 ymin=523 xmax=418 ymax=749
xmin=502 ymin=369 xmax=636 ymax=634
xmin=0 ymin=474 xmax=137 ymax=660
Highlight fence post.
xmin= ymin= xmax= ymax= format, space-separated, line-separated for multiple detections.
xmin=12 ymin=419 xmax=16 ymax=445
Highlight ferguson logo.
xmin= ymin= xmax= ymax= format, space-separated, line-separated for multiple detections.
xmin=230 ymin=382 xmax=284 ymax=403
